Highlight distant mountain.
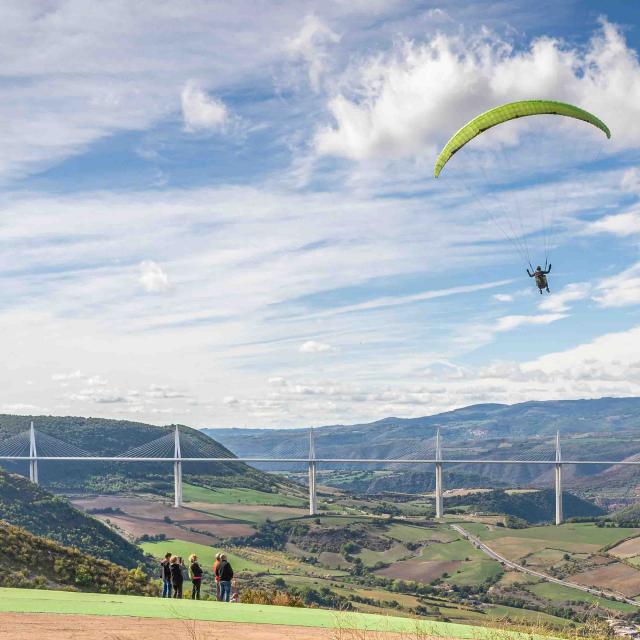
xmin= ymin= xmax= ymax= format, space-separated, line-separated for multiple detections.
xmin=0 ymin=519 xmax=156 ymax=595
xmin=0 ymin=414 xmax=292 ymax=496
xmin=0 ymin=469 xmax=148 ymax=568
xmin=205 ymin=397 xmax=640 ymax=494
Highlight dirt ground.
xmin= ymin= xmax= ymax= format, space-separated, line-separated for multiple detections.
xmin=569 ymin=561 xmax=640 ymax=597
xmin=0 ymin=612 xmax=450 ymax=640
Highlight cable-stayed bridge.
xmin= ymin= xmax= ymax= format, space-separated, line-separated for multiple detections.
xmin=2 ymin=423 xmax=639 ymax=525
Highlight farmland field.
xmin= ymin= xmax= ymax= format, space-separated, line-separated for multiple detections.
xmin=569 ymin=562 xmax=640 ymax=597
xmin=182 ymin=484 xmax=306 ymax=507
xmin=526 ymin=581 xmax=637 ymax=613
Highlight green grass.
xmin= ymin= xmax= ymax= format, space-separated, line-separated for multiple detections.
xmin=526 ymin=581 xmax=637 ymax=613
xmin=140 ymin=539 xmax=269 ymax=573
xmin=0 ymin=587 xmax=556 ymax=638
xmin=421 ymin=539 xmax=485 ymax=561
xmin=469 ymin=523 xmax=639 ymax=548
xmin=183 ymin=484 xmax=305 ymax=507
xmin=385 ymin=523 xmax=448 ymax=543
xmin=450 ymin=559 xmax=503 ymax=587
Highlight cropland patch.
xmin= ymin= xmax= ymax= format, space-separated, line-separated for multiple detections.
xmin=73 ymin=495 xmax=255 ymax=542
xmin=569 ymin=561 xmax=640 ymax=597
xmin=609 ymin=534 xmax=640 ymax=559
xmin=376 ymin=559 xmax=461 ymax=582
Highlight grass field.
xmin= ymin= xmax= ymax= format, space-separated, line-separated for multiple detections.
xmin=140 ymin=539 xmax=269 ymax=573
xmin=183 ymin=484 xmax=306 ymax=507
xmin=526 ymin=581 xmax=637 ymax=613
xmin=0 ymin=588 xmax=551 ymax=639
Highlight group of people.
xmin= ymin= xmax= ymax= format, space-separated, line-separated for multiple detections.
xmin=160 ymin=551 xmax=235 ymax=601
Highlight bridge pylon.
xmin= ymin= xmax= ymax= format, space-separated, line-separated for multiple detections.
xmin=29 ymin=422 xmax=38 ymax=484
xmin=308 ymin=427 xmax=318 ymax=516
xmin=435 ymin=428 xmax=443 ymax=519
xmin=555 ymin=431 xmax=563 ymax=525
xmin=174 ymin=426 xmax=183 ymax=508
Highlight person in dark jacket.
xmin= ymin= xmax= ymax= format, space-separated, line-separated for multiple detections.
xmin=160 ymin=552 xmax=172 ymax=598
xmin=189 ymin=553 xmax=203 ymax=600
xmin=169 ymin=555 xmax=184 ymax=598
xmin=215 ymin=553 xmax=234 ymax=602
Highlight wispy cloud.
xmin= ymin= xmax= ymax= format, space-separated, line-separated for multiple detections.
xmin=181 ymin=81 xmax=228 ymax=133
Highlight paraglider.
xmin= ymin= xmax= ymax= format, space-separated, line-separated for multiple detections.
xmin=434 ymin=100 xmax=611 ymax=292
xmin=527 ymin=264 xmax=552 ymax=294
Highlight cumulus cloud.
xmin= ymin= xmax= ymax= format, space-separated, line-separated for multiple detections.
xmin=138 ymin=261 xmax=170 ymax=293
xmin=495 ymin=313 xmax=567 ymax=332
xmin=299 ymin=340 xmax=333 ymax=353
xmin=181 ymin=81 xmax=228 ymax=132
xmin=539 ymin=282 xmax=591 ymax=313
xmin=287 ymin=14 xmax=340 ymax=91
xmin=593 ymin=262 xmax=640 ymax=308
xmin=584 ymin=211 xmax=640 ymax=237
xmin=315 ymin=20 xmax=640 ymax=160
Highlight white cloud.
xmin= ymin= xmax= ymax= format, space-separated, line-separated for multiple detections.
xmin=139 ymin=261 xmax=170 ymax=293
xmin=539 ymin=282 xmax=591 ymax=313
xmin=621 ymin=168 xmax=640 ymax=194
xmin=584 ymin=211 xmax=640 ymax=237
xmin=315 ymin=20 xmax=640 ymax=160
xmin=495 ymin=313 xmax=567 ymax=332
xmin=299 ymin=340 xmax=333 ymax=353
xmin=493 ymin=293 xmax=513 ymax=303
xmin=593 ymin=262 xmax=640 ymax=308
xmin=287 ymin=14 xmax=340 ymax=91
xmin=181 ymin=81 xmax=228 ymax=133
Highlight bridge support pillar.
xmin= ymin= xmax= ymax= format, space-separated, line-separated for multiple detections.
xmin=29 ymin=422 xmax=38 ymax=484
xmin=435 ymin=429 xmax=443 ymax=519
xmin=308 ymin=428 xmax=318 ymax=516
xmin=555 ymin=431 xmax=563 ymax=525
xmin=435 ymin=462 xmax=443 ymax=519
xmin=308 ymin=461 xmax=317 ymax=516
xmin=174 ymin=426 xmax=182 ymax=508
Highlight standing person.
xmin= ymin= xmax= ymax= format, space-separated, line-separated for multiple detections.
xmin=216 ymin=553 xmax=234 ymax=603
xmin=160 ymin=552 xmax=172 ymax=598
xmin=212 ymin=552 xmax=222 ymax=601
xmin=189 ymin=554 xmax=203 ymax=600
xmin=169 ymin=555 xmax=183 ymax=599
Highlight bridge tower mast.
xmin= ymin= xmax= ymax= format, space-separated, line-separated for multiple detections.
xmin=29 ymin=421 xmax=38 ymax=484
xmin=174 ymin=425 xmax=183 ymax=508
xmin=435 ymin=428 xmax=444 ymax=519
xmin=555 ymin=431 xmax=563 ymax=525
xmin=308 ymin=427 xmax=318 ymax=516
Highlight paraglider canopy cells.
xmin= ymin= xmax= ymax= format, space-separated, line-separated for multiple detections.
xmin=434 ymin=100 xmax=611 ymax=178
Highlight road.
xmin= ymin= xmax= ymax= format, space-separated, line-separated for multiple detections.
xmin=450 ymin=523 xmax=640 ymax=608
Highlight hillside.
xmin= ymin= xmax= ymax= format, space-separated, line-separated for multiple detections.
xmin=0 ymin=414 xmax=293 ymax=497
xmin=205 ymin=397 xmax=640 ymax=496
xmin=0 ymin=470 xmax=148 ymax=568
xmin=0 ymin=521 xmax=155 ymax=595
xmin=446 ymin=489 xmax=604 ymax=524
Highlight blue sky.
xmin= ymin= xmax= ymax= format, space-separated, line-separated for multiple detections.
xmin=1 ymin=1 xmax=640 ymax=427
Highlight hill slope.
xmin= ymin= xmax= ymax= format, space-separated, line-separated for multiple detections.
xmin=0 ymin=470 xmax=148 ymax=568
xmin=0 ymin=521 xmax=156 ymax=595
xmin=205 ymin=397 xmax=640 ymax=493
xmin=0 ymin=414 xmax=295 ymax=497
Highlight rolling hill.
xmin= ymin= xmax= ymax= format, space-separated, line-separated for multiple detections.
xmin=0 ymin=414 xmax=294 ymax=496
xmin=0 ymin=521 xmax=156 ymax=595
xmin=0 ymin=469 xmax=149 ymax=568
xmin=205 ymin=397 xmax=640 ymax=496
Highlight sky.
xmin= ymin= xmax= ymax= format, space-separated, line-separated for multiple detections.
xmin=1 ymin=0 xmax=640 ymax=428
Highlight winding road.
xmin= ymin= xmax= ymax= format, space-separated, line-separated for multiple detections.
xmin=450 ymin=523 xmax=640 ymax=608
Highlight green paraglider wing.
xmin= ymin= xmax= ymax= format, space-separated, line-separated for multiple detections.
xmin=434 ymin=100 xmax=611 ymax=178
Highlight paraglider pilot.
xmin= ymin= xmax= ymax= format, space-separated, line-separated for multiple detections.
xmin=527 ymin=264 xmax=551 ymax=294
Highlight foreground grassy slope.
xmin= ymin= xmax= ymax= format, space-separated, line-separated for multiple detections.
xmin=0 ymin=523 xmax=156 ymax=596
xmin=0 ymin=587 xmax=555 ymax=639
xmin=0 ymin=470 xmax=148 ymax=568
